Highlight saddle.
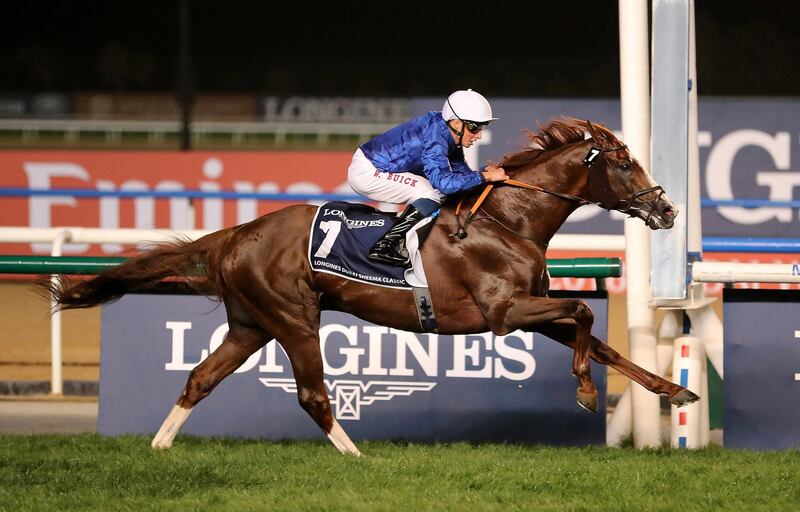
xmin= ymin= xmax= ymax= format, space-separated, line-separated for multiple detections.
xmin=308 ymin=201 xmax=437 ymax=331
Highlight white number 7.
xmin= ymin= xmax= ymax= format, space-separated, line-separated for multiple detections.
xmin=313 ymin=220 xmax=342 ymax=258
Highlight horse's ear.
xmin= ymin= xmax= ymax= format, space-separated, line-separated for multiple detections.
xmin=585 ymin=120 xmax=597 ymax=140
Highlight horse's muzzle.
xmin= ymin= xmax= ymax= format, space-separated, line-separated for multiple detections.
xmin=646 ymin=196 xmax=677 ymax=230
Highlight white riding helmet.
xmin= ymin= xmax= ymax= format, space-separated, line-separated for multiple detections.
xmin=441 ymin=89 xmax=498 ymax=123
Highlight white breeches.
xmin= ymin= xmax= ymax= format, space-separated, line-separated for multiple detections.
xmin=347 ymin=148 xmax=445 ymax=205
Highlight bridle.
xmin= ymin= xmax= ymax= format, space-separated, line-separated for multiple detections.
xmin=452 ymin=140 xmax=666 ymax=239
xmin=578 ymin=142 xmax=666 ymax=217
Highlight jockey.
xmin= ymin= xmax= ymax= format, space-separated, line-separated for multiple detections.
xmin=348 ymin=89 xmax=509 ymax=267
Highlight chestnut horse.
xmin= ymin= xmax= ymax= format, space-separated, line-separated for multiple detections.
xmin=46 ymin=118 xmax=698 ymax=455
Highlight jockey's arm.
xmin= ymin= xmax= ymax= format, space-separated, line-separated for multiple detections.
xmin=421 ymin=127 xmax=506 ymax=194
xmin=446 ymin=159 xmax=509 ymax=186
xmin=481 ymin=164 xmax=509 ymax=182
xmin=422 ymin=152 xmax=483 ymax=194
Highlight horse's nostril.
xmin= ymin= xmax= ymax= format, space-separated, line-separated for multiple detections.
xmin=663 ymin=207 xmax=675 ymax=218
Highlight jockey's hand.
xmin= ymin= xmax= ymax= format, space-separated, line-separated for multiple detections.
xmin=481 ymin=164 xmax=509 ymax=182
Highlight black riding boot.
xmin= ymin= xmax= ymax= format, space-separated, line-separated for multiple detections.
xmin=369 ymin=205 xmax=426 ymax=267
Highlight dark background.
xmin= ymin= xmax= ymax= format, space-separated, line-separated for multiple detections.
xmin=3 ymin=1 xmax=798 ymax=97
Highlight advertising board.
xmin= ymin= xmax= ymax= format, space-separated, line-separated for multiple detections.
xmin=723 ymin=289 xmax=800 ymax=449
xmin=98 ymin=291 xmax=608 ymax=445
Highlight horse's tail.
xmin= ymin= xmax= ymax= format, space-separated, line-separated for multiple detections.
xmin=40 ymin=228 xmax=234 ymax=311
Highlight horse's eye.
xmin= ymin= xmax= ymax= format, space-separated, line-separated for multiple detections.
xmin=618 ymin=161 xmax=632 ymax=172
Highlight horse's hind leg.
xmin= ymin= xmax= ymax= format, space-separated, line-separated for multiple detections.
xmin=536 ymin=321 xmax=700 ymax=406
xmin=151 ymin=321 xmax=268 ymax=449
xmin=279 ymin=332 xmax=362 ymax=456
xmin=228 ymin=260 xmax=361 ymax=455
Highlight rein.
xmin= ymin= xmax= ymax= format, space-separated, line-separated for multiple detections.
xmin=450 ymin=179 xmax=580 ymax=240
xmin=502 ymin=178 xmax=589 ymax=204
xmin=451 ymin=179 xmax=586 ymax=239
xmin=451 ymin=142 xmax=663 ymax=239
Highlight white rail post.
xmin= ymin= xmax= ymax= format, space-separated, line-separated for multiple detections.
xmin=619 ymin=0 xmax=661 ymax=448
xmin=49 ymin=228 xmax=71 ymax=395
xmin=657 ymin=310 xmax=680 ymax=379
xmin=606 ymin=308 xmax=678 ymax=445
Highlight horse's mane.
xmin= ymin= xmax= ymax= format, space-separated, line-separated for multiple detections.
xmin=500 ymin=117 xmax=620 ymax=170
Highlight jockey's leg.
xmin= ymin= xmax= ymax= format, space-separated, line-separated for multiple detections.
xmin=347 ymin=148 xmax=444 ymax=266
xmin=368 ymin=200 xmax=434 ymax=266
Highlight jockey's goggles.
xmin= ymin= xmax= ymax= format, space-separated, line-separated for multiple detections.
xmin=464 ymin=121 xmax=488 ymax=134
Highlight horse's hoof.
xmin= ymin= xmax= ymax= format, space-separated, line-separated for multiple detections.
xmin=669 ymin=388 xmax=700 ymax=407
xmin=150 ymin=437 xmax=173 ymax=450
xmin=576 ymin=390 xmax=598 ymax=413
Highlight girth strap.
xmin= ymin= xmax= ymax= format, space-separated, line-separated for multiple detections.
xmin=411 ymin=285 xmax=438 ymax=333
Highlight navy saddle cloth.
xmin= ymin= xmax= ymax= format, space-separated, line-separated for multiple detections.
xmin=308 ymin=201 xmax=411 ymax=289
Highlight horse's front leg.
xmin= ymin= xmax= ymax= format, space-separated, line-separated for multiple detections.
xmin=536 ymin=320 xmax=700 ymax=407
xmin=231 ymin=280 xmax=362 ymax=456
xmin=482 ymin=293 xmax=598 ymax=412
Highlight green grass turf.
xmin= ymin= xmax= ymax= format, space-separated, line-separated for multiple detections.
xmin=0 ymin=435 xmax=798 ymax=511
